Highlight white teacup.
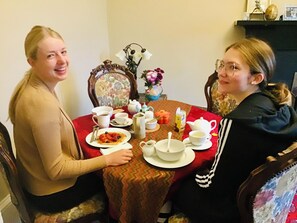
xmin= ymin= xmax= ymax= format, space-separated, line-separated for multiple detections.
xmin=114 ymin=112 xmax=129 ymax=125
xmin=139 ymin=140 xmax=156 ymax=157
xmin=92 ymin=106 xmax=113 ymax=117
xmin=92 ymin=112 xmax=110 ymax=128
xmin=189 ymin=130 xmax=211 ymax=146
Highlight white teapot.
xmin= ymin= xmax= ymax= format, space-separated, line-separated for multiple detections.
xmin=128 ymin=99 xmax=141 ymax=115
xmin=186 ymin=117 xmax=217 ymax=134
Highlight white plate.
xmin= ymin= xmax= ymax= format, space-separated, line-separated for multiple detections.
xmin=85 ymin=128 xmax=131 ymax=148
xmin=143 ymin=148 xmax=195 ymax=169
xmin=110 ymin=118 xmax=133 ymax=127
xmin=183 ymin=138 xmax=212 ymax=151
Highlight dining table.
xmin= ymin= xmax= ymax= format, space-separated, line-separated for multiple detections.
xmin=72 ymin=100 xmax=222 ymax=223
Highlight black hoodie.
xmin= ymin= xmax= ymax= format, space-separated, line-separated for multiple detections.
xmin=190 ymin=92 xmax=297 ymax=222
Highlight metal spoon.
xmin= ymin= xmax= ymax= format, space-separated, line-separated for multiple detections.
xmin=167 ymin=131 xmax=172 ymax=152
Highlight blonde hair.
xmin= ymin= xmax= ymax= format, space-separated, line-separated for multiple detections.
xmin=226 ymin=38 xmax=290 ymax=106
xmin=9 ymin=26 xmax=63 ymax=123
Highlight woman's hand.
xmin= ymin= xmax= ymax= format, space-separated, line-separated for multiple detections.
xmin=104 ymin=149 xmax=133 ymax=166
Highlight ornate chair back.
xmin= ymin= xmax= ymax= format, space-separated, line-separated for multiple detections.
xmin=88 ymin=59 xmax=138 ymax=108
xmin=237 ymin=142 xmax=297 ymax=223
xmin=204 ymin=70 xmax=237 ymax=116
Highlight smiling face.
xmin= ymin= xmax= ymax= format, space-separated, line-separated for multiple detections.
xmin=28 ymin=36 xmax=69 ymax=89
xmin=217 ymin=47 xmax=264 ymax=103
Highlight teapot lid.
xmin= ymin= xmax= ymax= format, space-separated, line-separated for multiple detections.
xmin=196 ymin=117 xmax=207 ymax=122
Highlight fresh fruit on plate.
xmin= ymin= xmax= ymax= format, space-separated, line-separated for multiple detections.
xmin=97 ymin=131 xmax=126 ymax=145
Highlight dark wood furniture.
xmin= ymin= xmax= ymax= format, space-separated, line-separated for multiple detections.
xmin=235 ymin=20 xmax=297 ymax=88
xmin=88 ymin=59 xmax=138 ymax=107
xmin=0 ymin=122 xmax=32 ymax=222
xmin=204 ymin=71 xmax=218 ymax=112
xmin=237 ymin=142 xmax=297 ymax=223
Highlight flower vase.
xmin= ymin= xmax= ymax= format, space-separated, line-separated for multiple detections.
xmin=145 ymin=85 xmax=163 ymax=101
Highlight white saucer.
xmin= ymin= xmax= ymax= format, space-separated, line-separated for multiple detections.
xmin=110 ymin=118 xmax=133 ymax=127
xmin=143 ymin=148 xmax=195 ymax=169
xmin=183 ymin=138 xmax=212 ymax=151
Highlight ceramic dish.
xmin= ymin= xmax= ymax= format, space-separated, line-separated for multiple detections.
xmin=183 ymin=138 xmax=212 ymax=151
xmin=110 ymin=118 xmax=133 ymax=127
xmin=143 ymin=147 xmax=195 ymax=169
xmin=85 ymin=128 xmax=131 ymax=148
xmin=145 ymin=123 xmax=160 ymax=133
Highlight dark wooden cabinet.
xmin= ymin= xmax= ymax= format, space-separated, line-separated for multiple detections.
xmin=235 ymin=20 xmax=297 ymax=88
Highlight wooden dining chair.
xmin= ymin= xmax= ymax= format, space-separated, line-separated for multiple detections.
xmin=204 ymin=70 xmax=218 ymax=112
xmin=237 ymin=142 xmax=297 ymax=223
xmin=88 ymin=59 xmax=138 ymax=108
xmin=0 ymin=122 xmax=108 ymax=223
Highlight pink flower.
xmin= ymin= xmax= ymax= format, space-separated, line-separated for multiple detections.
xmin=141 ymin=68 xmax=164 ymax=89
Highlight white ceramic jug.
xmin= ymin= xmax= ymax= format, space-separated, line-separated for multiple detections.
xmin=133 ymin=112 xmax=146 ymax=139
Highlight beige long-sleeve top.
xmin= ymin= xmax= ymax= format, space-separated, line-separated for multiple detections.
xmin=14 ymin=74 xmax=106 ymax=196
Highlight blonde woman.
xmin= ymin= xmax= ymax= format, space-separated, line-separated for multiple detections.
xmin=9 ymin=25 xmax=133 ymax=212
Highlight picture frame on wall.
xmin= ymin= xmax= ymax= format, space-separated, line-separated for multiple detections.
xmin=283 ymin=5 xmax=297 ymax=21
xmin=246 ymin=0 xmax=271 ymax=13
xmin=291 ymin=72 xmax=297 ymax=97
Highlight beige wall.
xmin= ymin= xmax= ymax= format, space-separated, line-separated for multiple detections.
xmin=0 ymin=0 xmax=294 ymax=210
xmin=107 ymin=0 xmax=245 ymax=106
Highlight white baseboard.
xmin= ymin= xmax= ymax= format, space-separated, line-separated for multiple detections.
xmin=0 ymin=195 xmax=10 ymax=212
xmin=0 ymin=195 xmax=20 ymax=223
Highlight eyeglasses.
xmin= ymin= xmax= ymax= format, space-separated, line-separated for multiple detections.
xmin=215 ymin=59 xmax=238 ymax=76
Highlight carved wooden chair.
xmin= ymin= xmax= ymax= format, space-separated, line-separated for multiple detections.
xmin=204 ymin=70 xmax=237 ymax=116
xmin=0 ymin=122 xmax=108 ymax=223
xmin=237 ymin=142 xmax=297 ymax=223
xmin=88 ymin=59 xmax=138 ymax=108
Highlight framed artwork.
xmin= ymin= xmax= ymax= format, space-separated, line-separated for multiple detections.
xmin=283 ymin=5 xmax=297 ymax=21
xmin=246 ymin=0 xmax=271 ymax=13
xmin=291 ymin=72 xmax=297 ymax=97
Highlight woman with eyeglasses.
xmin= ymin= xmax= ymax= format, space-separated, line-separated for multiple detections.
xmin=171 ymin=38 xmax=297 ymax=223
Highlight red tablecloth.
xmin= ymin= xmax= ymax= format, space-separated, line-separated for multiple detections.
xmin=73 ymin=100 xmax=221 ymax=223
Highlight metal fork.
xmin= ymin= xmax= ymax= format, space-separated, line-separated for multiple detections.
xmin=90 ymin=125 xmax=99 ymax=142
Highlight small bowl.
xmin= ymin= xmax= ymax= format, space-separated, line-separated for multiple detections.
xmin=91 ymin=106 xmax=113 ymax=117
xmin=145 ymin=118 xmax=157 ymax=130
xmin=155 ymin=139 xmax=185 ymax=162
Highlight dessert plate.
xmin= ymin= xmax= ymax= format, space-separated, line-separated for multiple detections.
xmin=110 ymin=118 xmax=133 ymax=127
xmin=143 ymin=148 xmax=195 ymax=169
xmin=183 ymin=138 xmax=212 ymax=151
xmin=86 ymin=128 xmax=131 ymax=148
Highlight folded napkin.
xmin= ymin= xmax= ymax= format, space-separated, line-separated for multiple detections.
xmin=100 ymin=143 xmax=132 ymax=155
